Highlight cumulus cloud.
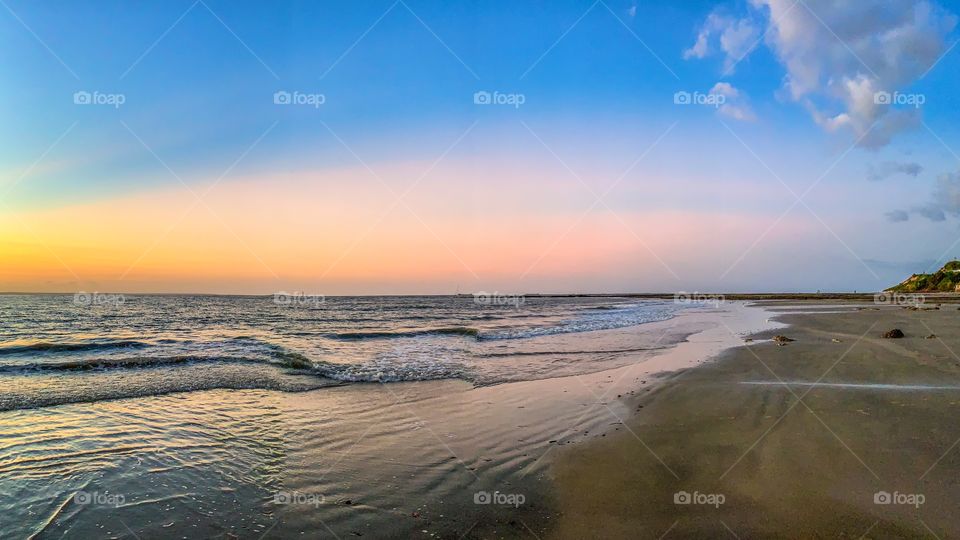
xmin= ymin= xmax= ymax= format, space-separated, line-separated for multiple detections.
xmin=760 ymin=0 xmax=955 ymax=148
xmin=684 ymin=12 xmax=761 ymax=73
xmin=889 ymin=170 xmax=960 ymax=222
xmin=685 ymin=0 xmax=957 ymax=148
xmin=867 ymin=161 xmax=923 ymax=181
xmin=710 ymin=82 xmax=757 ymax=121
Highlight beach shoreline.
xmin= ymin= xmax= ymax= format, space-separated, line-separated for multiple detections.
xmin=9 ymin=299 xmax=960 ymax=538
xmin=0 ymin=299 xmax=780 ymax=539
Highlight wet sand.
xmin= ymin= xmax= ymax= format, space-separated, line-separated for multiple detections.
xmin=550 ymin=301 xmax=960 ymax=538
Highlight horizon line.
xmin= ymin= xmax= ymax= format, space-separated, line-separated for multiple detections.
xmin=0 ymin=291 xmax=899 ymax=298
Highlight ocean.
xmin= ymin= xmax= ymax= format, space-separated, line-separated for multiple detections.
xmin=0 ymin=294 xmax=740 ymax=538
xmin=0 ymin=294 xmax=683 ymax=411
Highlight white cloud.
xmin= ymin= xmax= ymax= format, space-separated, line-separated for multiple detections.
xmin=684 ymin=13 xmax=720 ymax=60
xmin=710 ymin=82 xmax=757 ymax=121
xmin=755 ymin=0 xmax=955 ymax=148
xmin=684 ymin=12 xmax=761 ymax=73
xmin=719 ymin=18 xmax=760 ymax=69
xmin=685 ymin=0 xmax=957 ymax=148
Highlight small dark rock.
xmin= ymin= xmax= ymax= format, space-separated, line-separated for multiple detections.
xmin=926 ymin=334 xmax=937 ymax=339
xmin=882 ymin=329 xmax=905 ymax=339
xmin=773 ymin=335 xmax=795 ymax=344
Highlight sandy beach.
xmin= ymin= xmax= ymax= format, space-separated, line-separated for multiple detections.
xmin=7 ymin=298 xmax=960 ymax=538
xmin=550 ymin=301 xmax=960 ymax=538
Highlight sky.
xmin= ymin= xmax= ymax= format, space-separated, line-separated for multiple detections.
xmin=1 ymin=0 xmax=960 ymax=294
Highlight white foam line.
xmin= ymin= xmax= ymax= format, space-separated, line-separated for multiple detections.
xmin=742 ymin=381 xmax=960 ymax=391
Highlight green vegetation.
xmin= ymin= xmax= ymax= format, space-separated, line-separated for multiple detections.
xmin=887 ymin=260 xmax=960 ymax=292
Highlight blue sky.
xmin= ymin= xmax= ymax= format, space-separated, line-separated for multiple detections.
xmin=2 ymin=0 xmax=960 ymax=293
